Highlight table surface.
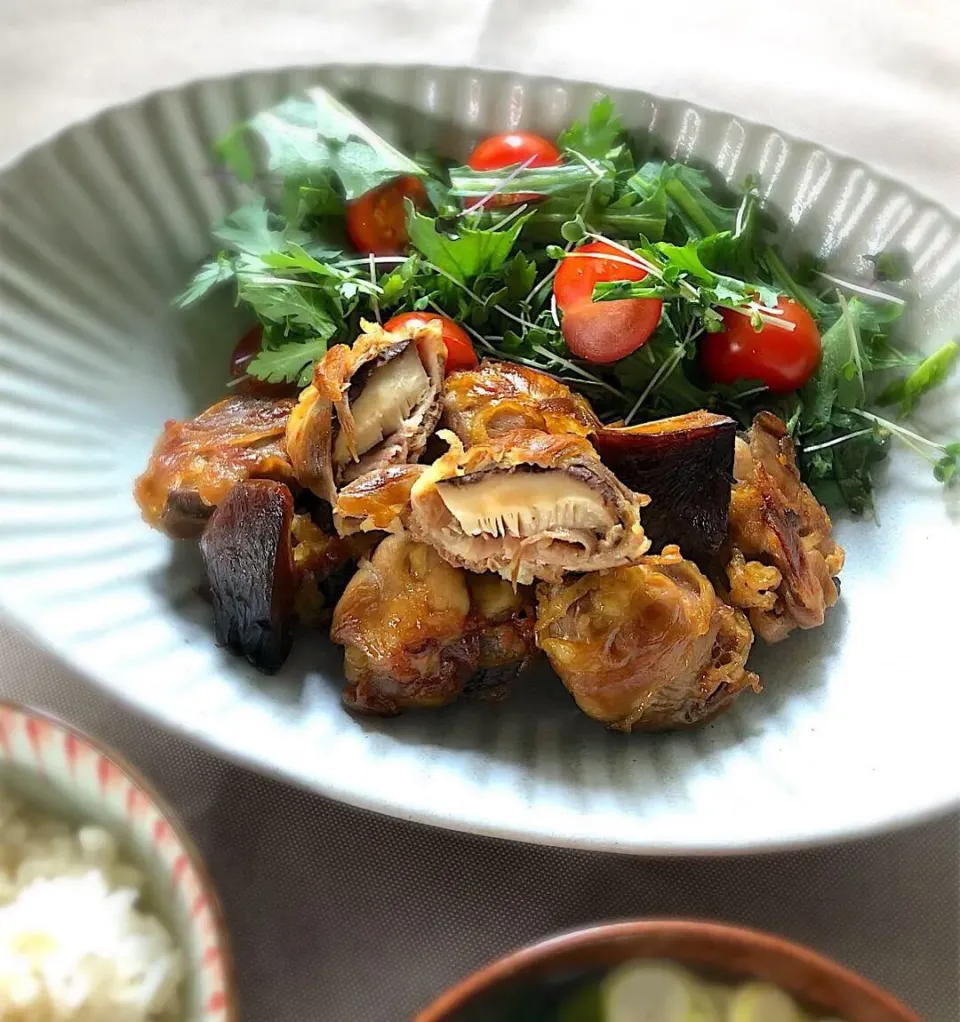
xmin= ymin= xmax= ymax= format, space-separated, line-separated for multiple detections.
xmin=2 ymin=2 xmax=958 ymax=1020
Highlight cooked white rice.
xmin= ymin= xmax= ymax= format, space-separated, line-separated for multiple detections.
xmin=0 ymin=786 xmax=184 ymax=1021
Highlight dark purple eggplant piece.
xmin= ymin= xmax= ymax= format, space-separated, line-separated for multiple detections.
xmin=593 ymin=411 xmax=736 ymax=564
xmin=200 ymin=479 xmax=297 ymax=673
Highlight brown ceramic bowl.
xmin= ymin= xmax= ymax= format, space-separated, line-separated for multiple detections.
xmin=417 ymin=919 xmax=922 ymax=1022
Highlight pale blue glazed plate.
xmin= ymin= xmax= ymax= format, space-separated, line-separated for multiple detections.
xmin=0 ymin=66 xmax=957 ymax=853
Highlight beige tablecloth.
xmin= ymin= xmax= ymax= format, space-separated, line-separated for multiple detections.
xmin=1 ymin=3 xmax=958 ymax=1020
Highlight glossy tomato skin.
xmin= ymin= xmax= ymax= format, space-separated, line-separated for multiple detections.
xmin=554 ymin=241 xmax=651 ymax=312
xmin=228 ymin=326 xmax=298 ymax=398
xmin=383 ymin=311 xmax=478 ymax=375
xmin=345 ymin=175 xmax=427 ymax=255
xmin=466 ymin=132 xmax=561 ymax=206
xmin=554 ymin=241 xmax=663 ymax=363
xmin=701 ymin=297 xmax=822 ymax=393
xmin=561 ymin=299 xmax=663 ymax=365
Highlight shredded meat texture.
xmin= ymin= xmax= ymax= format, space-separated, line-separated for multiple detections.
xmin=333 ymin=464 xmax=425 ymax=536
xmin=536 ymin=546 xmax=759 ymax=731
xmin=724 ymin=412 xmax=845 ymax=643
xmin=442 ymin=361 xmax=598 ymax=447
xmin=407 ymin=430 xmax=651 ymax=585
xmin=134 ymin=395 xmax=296 ymax=538
xmin=285 ymin=319 xmax=446 ymax=503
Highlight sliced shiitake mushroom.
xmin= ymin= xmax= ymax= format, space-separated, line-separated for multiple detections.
xmin=408 ymin=430 xmax=650 ymax=585
xmin=286 ymin=319 xmax=446 ymax=503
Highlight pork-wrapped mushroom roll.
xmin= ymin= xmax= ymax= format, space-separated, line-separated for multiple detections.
xmin=724 ymin=412 xmax=845 ymax=643
xmin=286 ymin=319 xmax=446 ymax=504
xmin=330 ymin=535 xmax=535 ymax=714
xmin=442 ymin=361 xmax=598 ymax=447
xmin=134 ymin=395 xmax=296 ymax=538
xmin=536 ymin=546 xmax=759 ymax=731
xmin=407 ymin=430 xmax=651 ymax=585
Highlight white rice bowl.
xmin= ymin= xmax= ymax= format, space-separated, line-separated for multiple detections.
xmin=0 ymin=788 xmax=184 ymax=1021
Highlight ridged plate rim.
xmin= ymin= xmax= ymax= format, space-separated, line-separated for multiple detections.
xmin=1 ymin=63 xmax=957 ymax=855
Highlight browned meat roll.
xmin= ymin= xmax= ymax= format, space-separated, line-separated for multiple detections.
xmin=407 ymin=430 xmax=651 ymax=585
xmin=724 ymin=412 xmax=845 ymax=643
xmin=442 ymin=361 xmax=598 ymax=447
xmin=536 ymin=546 xmax=759 ymax=731
xmin=134 ymin=395 xmax=296 ymax=538
xmin=330 ymin=535 xmax=536 ymax=715
xmin=285 ymin=319 xmax=446 ymax=504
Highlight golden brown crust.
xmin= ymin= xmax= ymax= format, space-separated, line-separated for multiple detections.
xmin=134 ymin=395 xmax=296 ymax=538
xmin=536 ymin=545 xmax=759 ymax=731
xmin=330 ymin=537 xmax=536 ymax=714
xmin=442 ymin=361 xmax=598 ymax=446
xmin=333 ymin=464 xmax=426 ymax=536
xmin=724 ymin=412 xmax=845 ymax=642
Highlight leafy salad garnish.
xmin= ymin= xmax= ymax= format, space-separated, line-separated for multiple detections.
xmin=178 ymin=86 xmax=958 ymax=514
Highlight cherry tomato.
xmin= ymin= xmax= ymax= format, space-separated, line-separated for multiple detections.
xmin=228 ymin=326 xmax=298 ymax=398
xmin=345 ymin=175 xmax=428 ymax=255
xmin=553 ymin=241 xmax=663 ymax=362
xmin=554 ymin=241 xmax=654 ymax=312
xmin=466 ymin=132 xmax=561 ymax=206
xmin=561 ymin=299 xmax=664 ymax=365
xmin=701 ymin=297 xmax=822 ymax=393
xmin=384 ymin=311 xmax=478 ymax=375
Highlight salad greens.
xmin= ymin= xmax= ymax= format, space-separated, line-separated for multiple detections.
xmin=178 ymin=85 xmax=958 ymax=514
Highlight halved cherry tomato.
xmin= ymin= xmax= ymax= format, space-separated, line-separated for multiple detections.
xmin=561 ymin=300 xmax=664 ymax=365
xmin=384 ymin=311 xmax=478 ymax=375
xmin=228 ymin=326 xmax=298 ymax=398
xmin=554 ymin=241 xmax=652 ymax=312
xmin=466 ymin=131 xmax=561 ymax=206
xmin=345 ymin=175 xmax=428 ymax=255
xmin=701 ymin=297 xmax=822 ymax=393
xmin=553 ymin=241 xmax=663 ymax=363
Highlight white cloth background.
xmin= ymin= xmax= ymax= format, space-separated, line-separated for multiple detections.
xmin=1 ymin=2 xmax=958 ymax=1020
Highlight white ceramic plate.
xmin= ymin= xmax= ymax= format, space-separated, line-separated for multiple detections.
xmin=1 ymin=66 xmax=957 ymax=854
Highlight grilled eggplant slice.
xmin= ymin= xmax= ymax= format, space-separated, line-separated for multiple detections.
xmin=199 ymin=479 xmax=297 ymax=672
xmin=536 ymin=546 xmax=759 ymax=731
xmin=408 ymin=430 xmax=650 ymax=585
xmin=135 ymin=395 xmax=296 ymax=538
xmin=724 ymin=412 xmax=845 ymax=642
xmin=442 ymin=361 xmax=598 ymax=446
xmin=286 ymin=319 xmax=446 ymax=503
xmin=593 ymin=411 xmax=736 ymax=564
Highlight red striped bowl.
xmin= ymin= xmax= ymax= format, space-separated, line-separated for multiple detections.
xmin=0 ymin=702 xmax=237 ymax=1020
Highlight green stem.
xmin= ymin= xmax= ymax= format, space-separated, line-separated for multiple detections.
xmin=665 ymin=179 xmax=717 ymax=237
